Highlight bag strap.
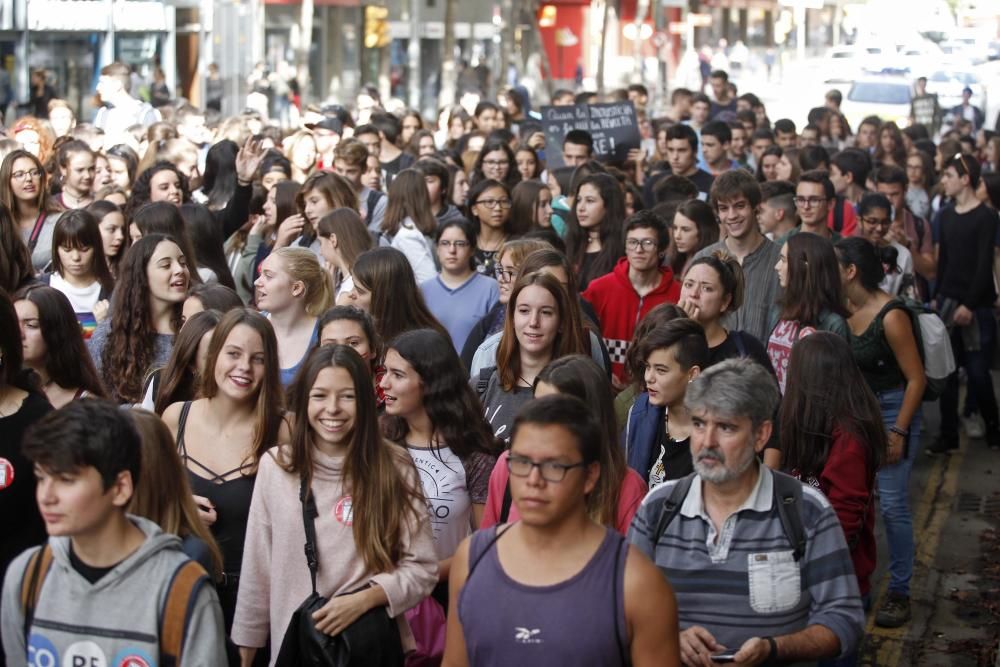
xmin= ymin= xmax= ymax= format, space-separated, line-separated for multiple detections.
xmin=499 ymin=478 xmax=513 ymax=523
xmin=27 ymin=212 xmax=47 ymax=252
xmin=364 ymin=190 xmax=382 ymax=228
xmin=20 ymin=544 xmax=53 ymax=642
xmin=477 ymin=366 xmax=496 ymax=399
xmin=731 ymin=331 xmax=747 ymax=358
xmin=159 ymin=560 xmax=210 ymax=667
xmin=772 ymin=473 xmax=807 ymax=562
xmin=652 ymin=474 xmax=696 ymax=546
xmin=299 ymin=477 xmax=320 ymax=595
xmin=466 ymin=524 xmax=513 ymax=581
xmin=611 ymin=534 xmax=630 ymax=667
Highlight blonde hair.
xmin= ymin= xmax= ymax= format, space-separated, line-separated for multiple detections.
xmin=273 ymin=247 xmax=334 ymax=316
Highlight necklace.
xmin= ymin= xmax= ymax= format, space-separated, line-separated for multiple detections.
xmin=517 ymin=374 xmax=532 ymax=387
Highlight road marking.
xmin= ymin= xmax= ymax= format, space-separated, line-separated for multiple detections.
xmin=865 ymin=443 xmax=965 ymax=666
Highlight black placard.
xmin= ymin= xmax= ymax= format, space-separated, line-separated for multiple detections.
xmin=540 ymin=102 xmax=640 ymax=169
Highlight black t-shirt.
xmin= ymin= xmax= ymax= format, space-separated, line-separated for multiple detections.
xmin=936 ymin=203 xmax=1000 ymax=310
xmin=708 ymin=330 xmax=774 ymax=375
xmin=0 ymin=390 xmax=52 ymax=580
xmin=69 ymin=544 xmax=121 ymax=584
xmin=381 ymin=151 xmax=415 ymax=184
xmin=686 ymin=169 xmax=716 ymax=198
xmin=647 ymin=412 xmax=693 ymax=488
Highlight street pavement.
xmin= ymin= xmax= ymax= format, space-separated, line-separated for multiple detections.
xmin=859 ymin=386 xmax=999 ymax=666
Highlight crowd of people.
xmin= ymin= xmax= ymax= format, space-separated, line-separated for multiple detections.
xmin=1 ymin=58 xmax=999 ymax=667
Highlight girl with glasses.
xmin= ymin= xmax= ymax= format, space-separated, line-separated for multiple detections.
xmin=422 ymin=219 xmax=500 ymax=354
xmin=854 ymin=192 xmax=914 ymax=297
xmin=470 ymin=140 xmax=519 ymax=189
xmin=0 ymin=149 xmax=61 ymax=272
xmin=467 ymin=178 xmax=524 ymax=278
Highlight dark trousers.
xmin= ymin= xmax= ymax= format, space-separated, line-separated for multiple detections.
xmin=940 ymin=308 xmax=999 ymax=438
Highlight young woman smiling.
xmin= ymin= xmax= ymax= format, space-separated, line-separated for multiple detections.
xmin=470 ymin=140 xmax=519 ymax=189
xmin=255 ymin=246 xmax=332 ymax=387
xmin=88 ymin=233 xmax=191 ymax=403
xmin=422 ymin=219 xmax=500 ymax=353
xmin=43 ymin=210 xmax=115 ymax=334
xmin=232 ymin=345 xmax=437 ymax=662
xmin=380 ymin=329 xmax=499 ymax=609
xmin=478 ymin=271 xmax=588 ymax=440
xmin=318 ymin=305 xmax=381 ymax=375
xmin=164 ymin=308 xmax=288 ymax=664
xmin=126 ymin=161 xmax=189 ymax=221
xmin=0 ymin=149 xmax=62 ymax=272
xmin=13 ymin=285 xmax=107 ymax=408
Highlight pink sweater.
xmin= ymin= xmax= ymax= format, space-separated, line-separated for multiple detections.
xmin=480 ymin=450 xmax=648 ymax=534
xmin=231 ymin=444 xmax=438 ymax=659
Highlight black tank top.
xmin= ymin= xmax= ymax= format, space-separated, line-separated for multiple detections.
xmin=176 ymin=401 xmax=256 ymax=575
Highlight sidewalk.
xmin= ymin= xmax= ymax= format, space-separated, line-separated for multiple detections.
xmin=860 ymin=398 xmax=1000 ymax=666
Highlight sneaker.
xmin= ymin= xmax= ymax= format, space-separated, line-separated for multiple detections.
xmin=962 ymin=414 xmax=985 ymax=439
xmin=875 ymin=593 xmax=911 ymax=628
xmin=926 ymin=437 xmax=959 ymax=456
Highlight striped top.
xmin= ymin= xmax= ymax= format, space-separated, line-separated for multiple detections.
xmin=627 ymin=465 xmax=864 ymax=660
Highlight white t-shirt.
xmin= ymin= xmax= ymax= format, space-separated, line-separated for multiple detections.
xmin=881 ymin=241 xmax=913 ymax=297
xmin=49 ymin=272 xmax=102 ymax=313
xmin=405 ymin=445 xmax=472 ymax=560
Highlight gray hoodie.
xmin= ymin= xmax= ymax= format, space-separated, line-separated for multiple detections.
xmin=1 ymin=515 xmax=226 ymax=667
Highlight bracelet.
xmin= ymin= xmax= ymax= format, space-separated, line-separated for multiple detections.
xmin=889 ymin=425 xmax=909 ymax=438
xmin=763 ymin=636 xmax=778 ymax=661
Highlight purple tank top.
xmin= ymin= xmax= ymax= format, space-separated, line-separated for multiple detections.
xmin=458 ymin=526 xmax=629 ymax=666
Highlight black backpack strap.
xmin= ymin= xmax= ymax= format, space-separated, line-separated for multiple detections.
xmin=466 ymin=524 xmax=513 ymax=581
xmin=27 ymin=213 xmax=47 ymax=252
xmin=732 ymin=331 xmax=747 ymax=358
xmin=499 ymin=478 xmax=513 ymax=523
xmin=476 ymin=366 xmax=496 ymax=399
xmin=771 ymin=472 xmax=807 ymax=562
xmin=652 ymin=473 xmax=697 ymax=546
xmin=365 ymin=190 xmax=382 ymax=228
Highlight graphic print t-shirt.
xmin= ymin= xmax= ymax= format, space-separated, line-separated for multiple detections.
xmin=767 ymin=319 xmax=816 ymax=394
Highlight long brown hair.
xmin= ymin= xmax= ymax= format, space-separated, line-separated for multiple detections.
xmin=0 ymin=149 xmax=55 ymax=216
xmin=153 ymin=309 xmax=223 ymax=415
xmin=129 ymin=409 xmax=224 ymax=578
xmin=536 ymin=355 xmax=625 ymax=527
xmin=496 ymin=271 xmax=587 ymax=391
xmin=0 ymin=204 xmax=33 ymax=293
xmin=352 ymin=247 xmax=448 ymax=344
xmin=281 ymin=345 xmax=425 ymax=573
xmin=102 ymin=234 xmax=186 ymax=403
xmin=296 ymin=172 xmax=357 ymax=241
xmin=317 ymin=208 xmax=374 ymax=287
xmin=381 ymin=169 xmax=437 ymax=237
xmin=780 ymin=332 xmax=886 ymax=479
xmin=13 ymin=284 xmax=107 ymax=397
xmin=777 ymin=232 xmax=847 ymax=325
xmin=199 ymin=308 xmax=285 ymax=470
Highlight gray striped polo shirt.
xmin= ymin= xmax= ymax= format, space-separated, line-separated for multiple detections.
xmin=628 ymin=466 xmax=864 ymax=660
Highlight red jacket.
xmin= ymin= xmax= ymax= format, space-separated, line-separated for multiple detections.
xmin=819 ymin=427 xmax=877 ymax=596
xmin=582 ymin=257 xmax=680 ymax=381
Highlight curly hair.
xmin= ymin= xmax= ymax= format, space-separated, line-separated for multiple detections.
xmin=380 ymin=328 xmax=499 ymax=459
xmin=101 ymin=234 xmax=186 ymax=403
xmin=126 ymin=161 xmax=191 ymax=220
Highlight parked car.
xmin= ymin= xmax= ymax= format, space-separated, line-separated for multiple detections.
xmin=840 ymin=76 xmax=913 ymax=129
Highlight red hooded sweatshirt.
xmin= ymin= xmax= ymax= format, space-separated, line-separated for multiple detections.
xmin=582 ymin=257 xmax=680 ymax=381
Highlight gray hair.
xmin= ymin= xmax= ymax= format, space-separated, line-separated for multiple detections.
xmin=685 ymin=357 xmax=779 ymax=431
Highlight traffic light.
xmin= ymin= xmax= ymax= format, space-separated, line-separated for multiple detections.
xmin=364 ymin=6 xmax=390 ymax=49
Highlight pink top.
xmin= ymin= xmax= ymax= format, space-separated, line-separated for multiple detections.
xmin=231 ymin=445 xmax=438 ymax=660
xmin=480 ymin=450 xmax=648 ymax=534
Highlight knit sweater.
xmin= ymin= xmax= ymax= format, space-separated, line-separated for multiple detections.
xmin=231 ymin=445 xmax=438 ymax=660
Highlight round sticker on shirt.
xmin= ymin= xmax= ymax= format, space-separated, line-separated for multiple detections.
xmin=0 ymin=458 xmax=14 ymax=490
xmin=334 ymin=496 xmax=354 ymax=526
xmin=114 ymin=654 xmax=151 ymax=667
xmin=63 ymin=640 xmax=107 ymax=667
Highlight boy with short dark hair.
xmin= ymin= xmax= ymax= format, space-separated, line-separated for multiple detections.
xmin=1 ymin=400 xmax=226 ymax=667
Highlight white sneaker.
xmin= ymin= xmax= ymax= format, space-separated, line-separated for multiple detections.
xmin=962 ymin=414 xmax=986 ymax=439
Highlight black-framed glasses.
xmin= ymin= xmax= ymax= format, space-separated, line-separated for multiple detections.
xmin=793 ymin=196 xmax=828 ymax=208
xmin=507 ymin=454 xmax=587 ymax=482
xmin=476 ymin=198 xmax=512 ymax=209
xmin=494 ymin=266 xmax=517 ymax=282
xmin=437 ymin=240 xmax=470 ymax=249
xmin=625 ymin=238 xmax=657 ymax=251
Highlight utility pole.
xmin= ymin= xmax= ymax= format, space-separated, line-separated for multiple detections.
xmin=407 ymin=0 xmax=421 ymax=109
xmin=439 ymin=0 xmax=458 ymax=108
xmin=596 ymin=0 xmax=610 ymax=91
xmin=297 ymin=0 xmax=314 ymax=106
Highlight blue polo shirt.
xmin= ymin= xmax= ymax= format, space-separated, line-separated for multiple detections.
xmin=421 ymin=273 xmax=499 ymax=353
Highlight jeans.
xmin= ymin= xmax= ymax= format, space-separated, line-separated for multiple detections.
xmin=940 ymin=308 xmax=999 ymax=439
xmin=876 ymin=388 xmax=921 ymax=597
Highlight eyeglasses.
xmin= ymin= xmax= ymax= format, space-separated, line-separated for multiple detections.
xmin=476 ymin=198 xmax=512 ymax=209
xmin=507 ymin=454 xmax=587 ymax=482
xmin=495 ymin=266 xmax=517 ymax=282
xmin=437 ymin=240 xmax=470 ymax=249
xmin=625 ymin=238 xmax=658 ymax=251
xmin=12 ymin=168 xmax=42 ymax=181
xmin=861 ymin=216 xmax=891 ymax=227
xmin=793 ymin=196 xmax=828 ymax=208
xmin=483 ymin=159 xmax=509 ymax=168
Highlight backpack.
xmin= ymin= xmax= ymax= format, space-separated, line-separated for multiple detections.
xmin=897 ymin=299 xmax=955 ymax=402
xmin=364 ymin=190 xmax=385 ymax=229
xmin=652 ymin=471 xmax=808 ymax=562
xmin=20 ymin=544 xmax=210 ymax=666
xmin=475 ymin=367 xmax=516 ymax=522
